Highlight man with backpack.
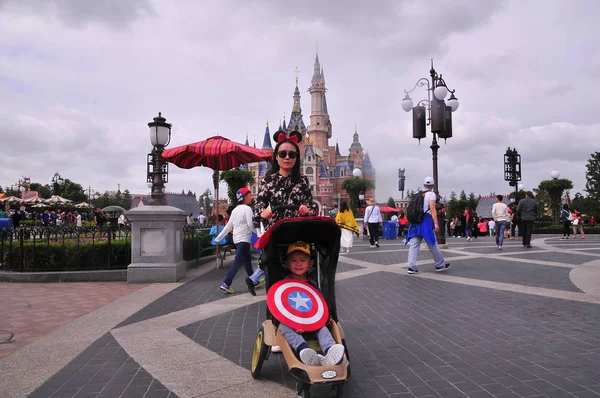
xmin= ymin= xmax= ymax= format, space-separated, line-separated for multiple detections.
xmin=405 ymin=177 xmax=450 ymax=274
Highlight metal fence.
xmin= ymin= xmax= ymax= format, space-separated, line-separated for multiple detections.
xmin=1 ymin=224 xmax=210 ymax=272
xmin=0 ymin=225 xmax=132 ymax=272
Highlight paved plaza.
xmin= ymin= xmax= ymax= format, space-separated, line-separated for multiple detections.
xmin=1 ymin=235 xmax=600 ymax=398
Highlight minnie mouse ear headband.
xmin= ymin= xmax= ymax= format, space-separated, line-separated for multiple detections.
xmin=273 ymin=128 xmax=302 ymax=144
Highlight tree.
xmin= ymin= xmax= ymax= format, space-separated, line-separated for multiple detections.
xmin=96 ymin=192 xmax=112 ymax=209
xmin=122 ymin=189 xmax=132 ymax=210
xmin=467 ymin=192 xmax=478 ymax=210
xmin=459 ymin=190 xmax=467 ymax=201
xmin=28 ymin=182 xmax=52 ymax=198
xmin=60 ymin=179 xmax=87 ymax=203
xmin=219 ymin=169 xmax=255 ymax=205
xmin=341 ymin=177 xmax=374 ymax=214
xmin=384 ymin=197 xmax=396 ymax=220
xmin=508 ymin=190 xmax=526 ymax=204
xmin=537 ymin=178 xmax=573 ymax=223
xmin=585 ymin=152 xmax=600 ymax=200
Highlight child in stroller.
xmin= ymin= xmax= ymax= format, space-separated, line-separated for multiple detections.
xmin=280 ymin=241 xmax=346 ymax=367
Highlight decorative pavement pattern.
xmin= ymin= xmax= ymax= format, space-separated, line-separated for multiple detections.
xmin=0 ymin=282 xmax=147 ymax=359
xmin=1 ymin=235 xmax=599 ymax=397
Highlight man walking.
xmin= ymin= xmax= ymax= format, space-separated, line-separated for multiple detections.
xmin=491 ymin=195 xmax=509 ymax=249
xmin=217 ymin=187 xmax=256 ymax=293
xmin=405 ymin=177 xmax=450 ymax=274
xmin=364 ymin=198 xmax=383 ymax=248
xmin=516 ymin=191 xmax=538 ymax=248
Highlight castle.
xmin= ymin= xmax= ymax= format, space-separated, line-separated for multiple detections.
xmin=242 ymin=52 xmax=376 ymax=210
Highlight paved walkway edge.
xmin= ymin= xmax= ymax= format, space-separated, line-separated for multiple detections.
xmin=0 ymin=263 xmax=218 ymax=398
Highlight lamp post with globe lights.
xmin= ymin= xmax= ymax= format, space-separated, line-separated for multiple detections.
xmin=146 ymin=112 xmax=172 ymax=205
xmin=402 ymin=60 xmax=459 ymax=245
xmin=51 ymin=173 xmax=65 ymax=196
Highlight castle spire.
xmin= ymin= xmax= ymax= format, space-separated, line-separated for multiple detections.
xmin=261 ymin=120 xmax=272 ymax=150
xmin=312 ymin=48 xmax=321 ymax=81
xmin=245 ymin=133 xmax=249 ymax=146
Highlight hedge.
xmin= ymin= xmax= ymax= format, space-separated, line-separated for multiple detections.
xmin=1 ymin=239 xmax=131 ymax=272
xmin=533 ymin=226 xmax=600 ymax=234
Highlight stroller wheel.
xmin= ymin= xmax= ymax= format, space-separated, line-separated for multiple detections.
xmin=332 ymin=383 xmax=344 ymax=398
xmin=250 ymin=327 xmax=270 ymax=379
xmin=296 ymin=382 xmax=311 ymax=398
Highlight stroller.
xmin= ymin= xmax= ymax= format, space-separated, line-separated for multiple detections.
xmin=250 ymin=207 xmax=350 ymax=398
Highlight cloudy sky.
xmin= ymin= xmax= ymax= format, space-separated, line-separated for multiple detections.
xmin=1 ymin=0 xmax=598 ymax=202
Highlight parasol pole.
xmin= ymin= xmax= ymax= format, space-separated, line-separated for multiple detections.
xmin=213 ymin=170 xmax=220 ymax=268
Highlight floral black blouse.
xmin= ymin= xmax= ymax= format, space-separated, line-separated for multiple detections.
xmin=253 ymin=172 xmax=317 ymax=230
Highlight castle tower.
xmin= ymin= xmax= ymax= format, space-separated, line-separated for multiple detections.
xmin=307 ymin=51 xmax=332 ymax=158
xmin=287 ymin=74 xmax=307 ymax=135
xmin=349 ymin=124 xmax=364 ymax=170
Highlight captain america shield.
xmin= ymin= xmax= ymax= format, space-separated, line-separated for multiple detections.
xmin=267 ymin=279 xmax=329 ymax=332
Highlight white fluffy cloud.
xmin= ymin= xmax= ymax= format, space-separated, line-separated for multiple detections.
xmin=0 ymin=0 xmax=598 ymax=201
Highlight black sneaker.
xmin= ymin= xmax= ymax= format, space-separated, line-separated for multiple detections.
xmin=245 ymin=277 xmax=256 ymax=296
xmin=407 ymin=268 xmax=419 ymax=274
xmin=375 ymin=242 xmax=380 ymax=248
xmin=436 ymin=263 xmax=451 ymax=272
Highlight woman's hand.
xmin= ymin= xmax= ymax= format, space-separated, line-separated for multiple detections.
xmin=261 ymin=208 xmax=273 ymax=219
xmin=298 ymin=204 xmax=309 ymax=216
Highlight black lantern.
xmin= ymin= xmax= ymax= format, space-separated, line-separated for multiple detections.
xmin=504 ymin=147 xmax=522 ymax=192
xmin=147 ymin=112 xmax=172 ymax=205
xmin=51 ymin=172 xmax=65 ymax=195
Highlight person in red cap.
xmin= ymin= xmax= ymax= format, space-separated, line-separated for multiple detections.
xmin=217 ymin=187 xmax=256 ymax=293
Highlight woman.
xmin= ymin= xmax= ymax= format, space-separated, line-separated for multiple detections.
xmin=253 ymin=129 xmax=317 ymax=227
xmin=398 ymin=212 xmax=408 ymax=238
xmin=560 ymin=203 xmax=572 ymax=240
xmin=464 ymin=208 xmax=473 ymax=241
xmin=335 ymin=201 xmax=359 ymax=254
xmin=364 ymin=198 xmax=383 ymax=248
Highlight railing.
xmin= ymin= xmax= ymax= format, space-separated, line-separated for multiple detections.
xmin=0 ymin=225 xmax=132 ymax=272
xmin=182 ymin=224 xmax=201 ymax=261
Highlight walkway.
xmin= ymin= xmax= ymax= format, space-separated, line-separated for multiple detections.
xmin=1 ymin=235 xmax=599 ymax=398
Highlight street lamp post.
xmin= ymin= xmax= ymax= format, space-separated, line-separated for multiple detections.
xmin=146 ymin=112 xmax=172 ymax=205
xmin=84 ymin=186 xmax=99 ymax=207
xmin=51 ymin=173 xmax=64 ymax=195
xmin=504 ymin=147 xmax=522 ymax=196
xmin=402 ymin=60 xmax=459 ymax=245
xmin=398 ymin=168 xmax=406 ymax=199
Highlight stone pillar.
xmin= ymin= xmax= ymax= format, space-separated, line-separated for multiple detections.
xmin=126 ymin=205 xmax=187 ymax=283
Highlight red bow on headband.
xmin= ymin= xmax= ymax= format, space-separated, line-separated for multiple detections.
xmin=273 ymin=129 xmax=303 ymax=144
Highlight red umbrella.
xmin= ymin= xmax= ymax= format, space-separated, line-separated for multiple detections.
xmin=379 ymin=205 xmax=400 ymax=213
xmin=161 ymin=136 xmax=272 ymax=170
xmin=162 ymin=136 xmax=272 ymax=267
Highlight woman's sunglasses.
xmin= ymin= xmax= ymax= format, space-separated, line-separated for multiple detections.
xmin=277 ymin=150 xmax=298 ymax=159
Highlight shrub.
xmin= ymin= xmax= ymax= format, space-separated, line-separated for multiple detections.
xmin=534 ymin=226 xmax=600 ymax=234
xmin=1 ymin=239 xmax=131 ymax=272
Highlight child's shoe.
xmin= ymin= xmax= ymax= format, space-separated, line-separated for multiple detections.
xmin=321 ymin=344 xmax=345 ymax=366
xmin=219 ymin=283 xmax=234 ymax=294
xmin=299 ymin=348 xmax=320 ymax=366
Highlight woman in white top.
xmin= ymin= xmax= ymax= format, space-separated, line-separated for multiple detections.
xmin=491 ymin=194 xmax=509 ymax=249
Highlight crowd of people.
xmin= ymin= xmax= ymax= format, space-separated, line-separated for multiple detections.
xmin=0 ymin=207 xmax=129 ymax=228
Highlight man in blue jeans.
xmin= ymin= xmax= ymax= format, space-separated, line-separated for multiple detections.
xmin=491 ymin=194 xmax=509 ymax=250
xmin=217 ymin=188 xmax=257 ymax=294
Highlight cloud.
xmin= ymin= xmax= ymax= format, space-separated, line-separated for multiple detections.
xmin=0 ymin=0 xmax=597 ymax=204
xmin=0 ymin=0 xmax=154 ymax=29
